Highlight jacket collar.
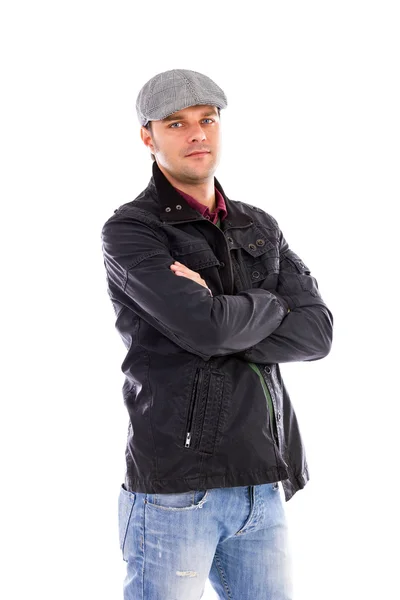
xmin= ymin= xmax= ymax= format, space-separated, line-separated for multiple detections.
xmin=147 ymin=160 xmax=251 ymax=228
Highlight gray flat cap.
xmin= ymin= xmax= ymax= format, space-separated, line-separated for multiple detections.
xmin=136 ymin=68 xmax=228 ymax=127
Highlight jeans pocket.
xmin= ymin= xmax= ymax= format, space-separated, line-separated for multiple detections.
xmin=145 ymin=489 xmax=209 ymax=510
xmin=118 ymin=483 xmax=136 ymax=561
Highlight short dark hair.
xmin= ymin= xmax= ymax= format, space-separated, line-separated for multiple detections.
xmin=145 ymin=107 xmax=221 ymax=162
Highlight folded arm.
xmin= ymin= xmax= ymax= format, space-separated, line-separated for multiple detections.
xmin=101 ymin=214 xmax=288 ymax=361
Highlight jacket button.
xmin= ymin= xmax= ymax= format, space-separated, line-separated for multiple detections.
xmin=165 ymin=207 xmax=171 ymax=212
xmin=252 ymin=271 xmax=260 ymax=279
xmin=256 ymin=239 xmax=265 ymax=246
xmin=264 ymin=366 xmax=271 ymax=374
xmin=227 ymin=237 xmax=233 ymax=243
xmin=277 ymin=411 xmax=282 ymax=421
xmin=176 ymin=205 xmax=182 ymax=210
xmin=248 ymin=243 xmax=256 ymax=251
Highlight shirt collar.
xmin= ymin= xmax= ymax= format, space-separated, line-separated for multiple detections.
xmin=174 ymin=186 xmax=228 ymax=224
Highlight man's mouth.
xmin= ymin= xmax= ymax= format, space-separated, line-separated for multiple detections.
xmin=186 ymin=151 xmax=210 ymax=157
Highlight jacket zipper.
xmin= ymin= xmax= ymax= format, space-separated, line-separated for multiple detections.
xmin=247 ymin=362 xmax=278 ymax=443
xmin=185 ymin=368 xmax=204 ymax=448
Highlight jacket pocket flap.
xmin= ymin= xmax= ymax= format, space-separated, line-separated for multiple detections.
xmin=171 ymin=242 xmax=221 ymax=270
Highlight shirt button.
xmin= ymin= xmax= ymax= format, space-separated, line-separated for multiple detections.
xmin=264 ymin=366 xmax=271 ymax=374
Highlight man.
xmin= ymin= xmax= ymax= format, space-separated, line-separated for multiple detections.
xmin=101 ymin=68 xmax=333 ymax=600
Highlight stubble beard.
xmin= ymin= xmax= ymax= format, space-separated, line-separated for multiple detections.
xmin=153 ymin=137 xmax=219 ymax=184
xmin=179 ymin=159 xmax=216 ymax=183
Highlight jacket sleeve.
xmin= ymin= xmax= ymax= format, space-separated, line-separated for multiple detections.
xmin=232 ymin=227 xmax=334 ymax=364
xmin=101 ymin=215 xmax=287 ymax=360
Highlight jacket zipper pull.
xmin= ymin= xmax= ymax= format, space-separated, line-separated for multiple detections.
xmin=185 ymin=432 xmax=192 ymax=448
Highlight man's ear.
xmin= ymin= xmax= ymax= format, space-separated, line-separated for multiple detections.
xmin=140 ymin=126 xmax=155 ymax=153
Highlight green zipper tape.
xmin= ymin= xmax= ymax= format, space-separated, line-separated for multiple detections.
xmin=247 ymin=362 xmax=278 ymax=440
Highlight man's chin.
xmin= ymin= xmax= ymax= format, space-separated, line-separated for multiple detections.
xmin=183 ymin=166 xmax=216 ymax=181
xmin=182 ymin=158 xmax=217 ymax=176
xmin=158 ymin=158 xmax=217 ymax=183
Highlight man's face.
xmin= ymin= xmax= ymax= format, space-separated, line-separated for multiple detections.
xmin=140 ymin=104 xmax=222 ymax=184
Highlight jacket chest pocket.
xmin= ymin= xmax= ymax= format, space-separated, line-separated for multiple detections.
xmin=170 ymin=241 xmax=222 ymax=272
xmin=184 ymin=367 xmax=225 ymax=455
xmin=231 ymin=228 xmax=280 ymax=289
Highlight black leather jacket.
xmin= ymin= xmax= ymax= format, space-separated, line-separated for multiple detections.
xmin=101 ymin=161 xmax=333 ymax=502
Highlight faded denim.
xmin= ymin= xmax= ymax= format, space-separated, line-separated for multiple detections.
xmin=118 ymin=481 xmax=293 ymax=599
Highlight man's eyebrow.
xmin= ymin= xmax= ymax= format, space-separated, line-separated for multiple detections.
xmin=162 ymin=110 xmax=219 ymax=123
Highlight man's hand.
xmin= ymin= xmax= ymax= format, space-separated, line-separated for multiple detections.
xmin=170 ymin=261 xmax=213 ymax=296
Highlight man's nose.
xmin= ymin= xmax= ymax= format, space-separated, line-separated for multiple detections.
xmin=186 ymin=123 xmax=207 ymax=142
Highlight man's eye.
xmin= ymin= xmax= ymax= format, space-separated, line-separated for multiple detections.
xmin=169 ymin=118 xmax=215 ymax=129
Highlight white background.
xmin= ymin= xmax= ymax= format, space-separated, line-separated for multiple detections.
xmin=1 ymin=1 xmax=399 ymax=599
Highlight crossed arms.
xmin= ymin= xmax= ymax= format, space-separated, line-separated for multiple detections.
xmin=101 ymin=214 xmax=333 ymax=364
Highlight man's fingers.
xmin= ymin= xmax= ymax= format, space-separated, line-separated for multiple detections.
xmin=171 ymin=262 xmax=195 ymax=276
xmin=170 ymin=262 xmax=208 ymax=290
xmin=172 ymin=261 xmax=186 ymax=270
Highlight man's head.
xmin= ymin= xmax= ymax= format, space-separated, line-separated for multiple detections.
xmin=136 ymin=69 xmax=227 ymax=185
xmin=140 ymin=104 xmax=222 ymax=183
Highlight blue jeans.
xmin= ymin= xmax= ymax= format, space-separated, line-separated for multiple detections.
xmin=118 ymin=481 xmax=293 ymax=599
xmin=118 ymin=483 xmax=292 ymax=600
